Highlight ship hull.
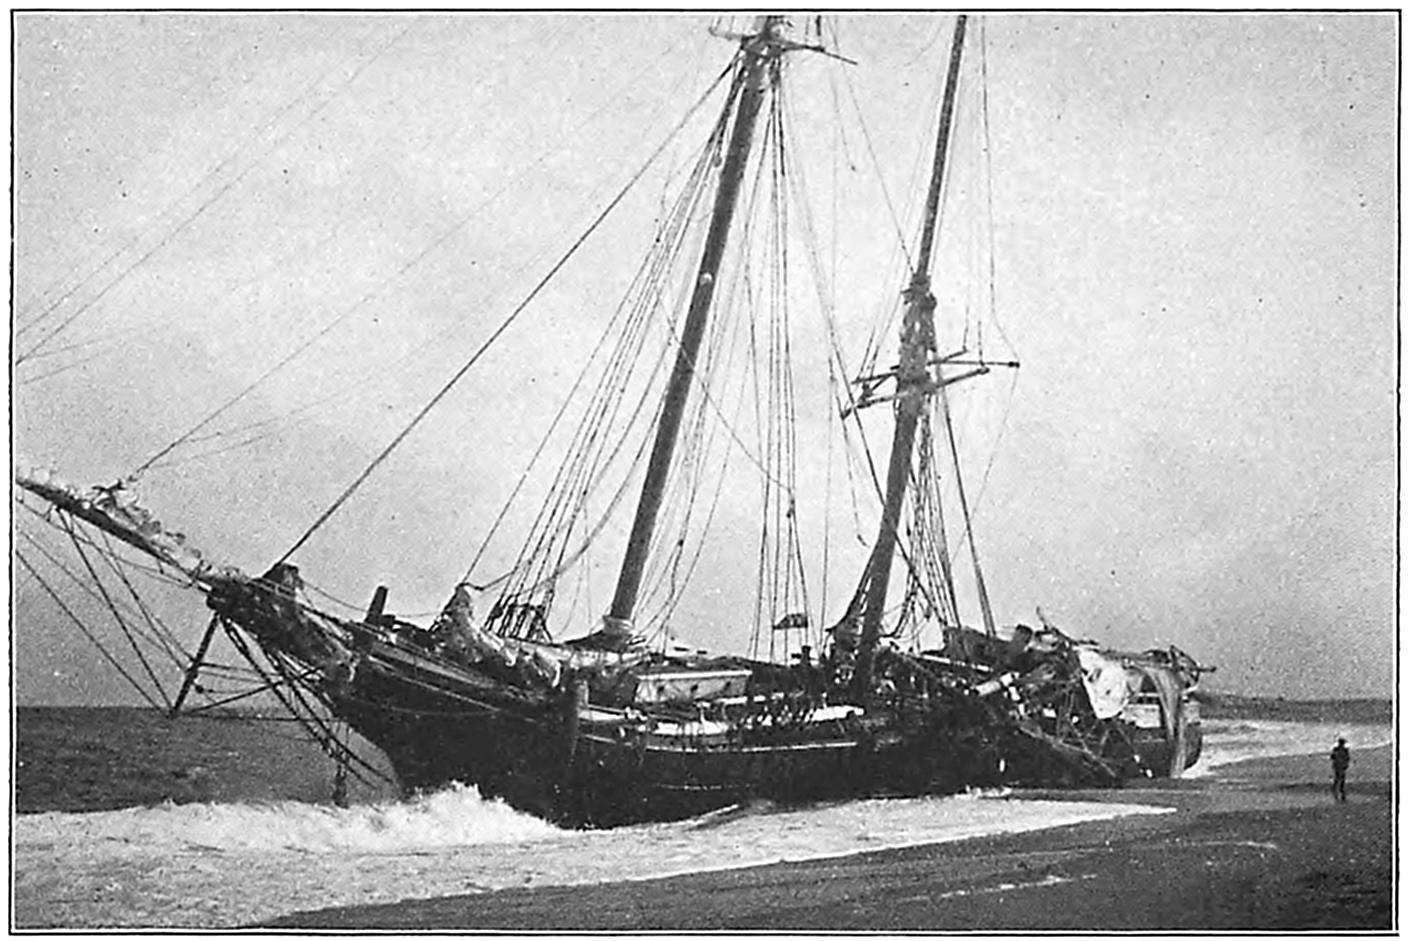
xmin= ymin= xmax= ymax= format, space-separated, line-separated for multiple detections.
xmin=199 ymin=570 xmax=1203 ymax=827
xmin=324 ymin=638 xmax=1201 ymax=827
xmin=330 ymin=648 xmax=1008 ymax=827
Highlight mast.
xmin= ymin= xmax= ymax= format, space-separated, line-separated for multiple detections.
xmin=606 ymin=17 xmax=785 ymax=633
xmin=851 ymin=15 xmax=968 ymax=697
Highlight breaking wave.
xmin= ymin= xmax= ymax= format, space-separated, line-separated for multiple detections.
xmin=15 ymin=782 xmax=564 ymax=855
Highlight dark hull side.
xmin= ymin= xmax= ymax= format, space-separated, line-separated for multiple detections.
xmin=333 ymin=654 xmax=1015 ymax=827
xmin=328 ymin=644 xmax=1201 ymax=827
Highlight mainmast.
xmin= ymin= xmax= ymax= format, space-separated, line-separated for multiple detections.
xmin=605 ymin=17 xmax=787 ymax=636
xmin=850 ymin=15 xmax=969 ymax=697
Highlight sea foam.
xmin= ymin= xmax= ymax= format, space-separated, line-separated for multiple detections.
xmin=16 ymin=782 xmax=561 ymax=855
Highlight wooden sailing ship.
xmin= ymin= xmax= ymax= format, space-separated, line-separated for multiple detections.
xmin=15 ymin=15 xmax=1207 ymax=826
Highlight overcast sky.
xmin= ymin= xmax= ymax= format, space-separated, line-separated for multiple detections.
xmin=11 ymin=12 xmax=1397 ymax=704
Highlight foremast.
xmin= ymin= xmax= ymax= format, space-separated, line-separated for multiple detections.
xmin=605 ymin=16 xmax=789 ymax=639
xmin=848 ymin=15 xmax=988 ymax=698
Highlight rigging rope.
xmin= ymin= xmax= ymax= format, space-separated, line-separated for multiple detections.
xmin=15 ymin=25 xmax=411 ymax=344
xmin=16 ymin=550 xmax=163 ymax=709
xmin=637 ymin=90 xmax=759 ymax=638
xmin=15 ymin=497 xmax=205 ymax=594
xmin=977 ymin=18 xmax=1018 ymax=360
xmin=16 ymin=526 xmax=186 ymax=667
xmin=220 ymin=623 xmax=392 ymax=787
xmin=144 ymin=47 xmax=703 ymax=475
xmin=61 ymin=517 xmax=173 ymax=709
xmin=781 ymin=120 xmax=889 ymax=517
xmin=130 ymin=32 xmax=716 ymax=480
xmin=467 ymin=51 xmax=771 ymax=630
xmin=750 ymin=85 xmax=811 ymax=661
xmin=93 ymin=530 xmax=190 ymax=665
xmin=639 ymin=149 xmax=758 ymax=638
xmin=909 ymin=410 xmax=960 ymax=627
xmin=278 ymin=61 xmax=737 ymax=565
xmin=967 ymin=367 xmax=1022 ymax=525
xmin=830 ymin=19 xmax=912 ymax=279
xmin=635 ymin=139 xmax=770 ymax=639
xmin=14 ymin=350 xmax=109 ymax=386
xmin=478 ymin=79 xmax=734 ymax=629
xmin=818 ymin=66 xmax=843 ymax=637
xmin=18 ymin=25 xmax=416 ymax=365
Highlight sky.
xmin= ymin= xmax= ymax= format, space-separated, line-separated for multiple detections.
xmin=10 ymin=12 xmax=1398 ymax=705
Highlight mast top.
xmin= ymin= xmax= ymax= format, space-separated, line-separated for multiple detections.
xmin=707 ymin=15 xmax=786 ymax=44
xmin=708 ymin=16 xmax=856 ymax=66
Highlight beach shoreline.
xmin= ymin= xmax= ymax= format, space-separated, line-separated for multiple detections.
xmin=265 ymin=745 xmax=1395 ymax=932
xmin=11 ymin=712 xmax=1395 ymax=931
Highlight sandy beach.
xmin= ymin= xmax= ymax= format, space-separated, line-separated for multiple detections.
xmin=266 ymin=744 xmax=1394 ymax=931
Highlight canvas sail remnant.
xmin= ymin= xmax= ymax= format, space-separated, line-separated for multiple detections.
xmin=1077 ymin=647 xmax=1131 ymax=720
xmin=16 ymin=465 xmax=234 ymax=581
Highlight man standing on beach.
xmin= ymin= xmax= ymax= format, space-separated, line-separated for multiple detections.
xmin=1330 ymin=737 xmax=1351 ymax=802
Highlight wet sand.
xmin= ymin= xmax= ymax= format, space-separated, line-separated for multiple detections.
xmin=267 ymin=745 xmax=1395 ymax=931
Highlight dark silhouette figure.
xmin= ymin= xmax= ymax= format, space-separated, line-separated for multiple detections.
xmin=1330 ymin=737 xmax=1350 ymax=802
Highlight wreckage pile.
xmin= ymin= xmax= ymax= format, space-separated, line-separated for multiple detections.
xmin=924 ymin=623 xmax=1205 ymax=784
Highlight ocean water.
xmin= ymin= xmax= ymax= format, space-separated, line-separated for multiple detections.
xmin=10 ymin=707 xmax=1394 ymax=928
xmin=1186 ymin=718 xmax=1394 ymax=777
